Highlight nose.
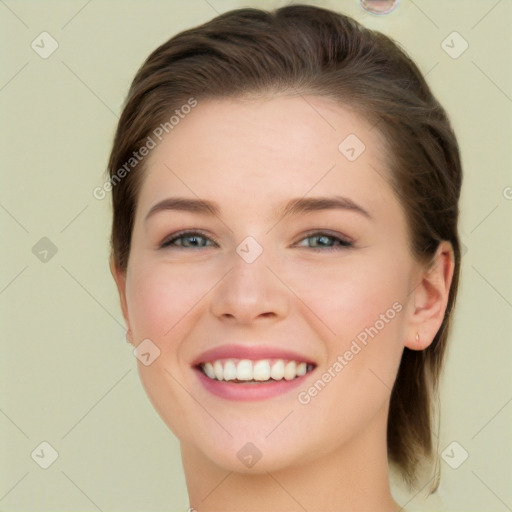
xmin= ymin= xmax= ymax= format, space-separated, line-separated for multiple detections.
xmin=209 ymin=248 xmax=290 ymax=325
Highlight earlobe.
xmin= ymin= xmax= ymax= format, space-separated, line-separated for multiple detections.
xmin=109 ymin=256 xmax=133 ymax=344
xmin=405 ymin=241 xmax=455 ymax=351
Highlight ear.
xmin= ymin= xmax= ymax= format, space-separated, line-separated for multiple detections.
xmin=405 ymin=241 xmax=455 ymax=351
xmin=109 ymin=256 xmax=133 ymax=344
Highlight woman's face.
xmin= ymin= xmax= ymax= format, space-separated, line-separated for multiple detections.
xmin=115 ymin=95 xmax=425 ymax=472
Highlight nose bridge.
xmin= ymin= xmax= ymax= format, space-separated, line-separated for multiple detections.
xmin=210 ymin=241 xmax=289 ymax=323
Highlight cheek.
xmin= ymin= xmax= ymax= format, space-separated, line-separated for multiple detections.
xmin=124 ymin=262 xmax=215 ymax=442
xmin=289 ymin=251 xmax=409 ymax=410
xmin=126 ymin=262 xmax=211 ymax=343
xmin=289 ymin=251 xmax=409 ymax=343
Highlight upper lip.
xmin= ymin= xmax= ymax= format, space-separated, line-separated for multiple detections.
xmin=191 ymin=344 xmax=316 ymax=366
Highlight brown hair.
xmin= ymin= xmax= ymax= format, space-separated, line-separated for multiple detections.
xmin=107 ymin=4 xmax=462 ymax=488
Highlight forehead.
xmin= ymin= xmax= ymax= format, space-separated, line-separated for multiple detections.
xmin=136 ymin=95 xmax=395 ymax=219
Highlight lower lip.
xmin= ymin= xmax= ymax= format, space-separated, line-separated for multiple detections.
xmin=194 ymin=367 xmax=313 ymax=401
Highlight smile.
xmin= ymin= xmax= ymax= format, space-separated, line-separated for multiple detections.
xmin=192 ymin=345 xmax=317 ymax=400
xmin=199 ymin=358 xmax=315 ymax=383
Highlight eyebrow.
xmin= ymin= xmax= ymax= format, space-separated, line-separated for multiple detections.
xmin=144 ymin=195 xmax=372 ymax=222
xmin=145 ymin=197 xmax=220 ymax=221
xmin=277 ymin=196 xmax=372 ymax=220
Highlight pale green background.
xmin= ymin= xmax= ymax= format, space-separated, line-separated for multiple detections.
xmin=1 ymin=0 xmax=511 ymax=511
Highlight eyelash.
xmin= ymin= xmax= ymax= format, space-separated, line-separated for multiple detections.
xmin=160 ymin=230 xmax=353 ymax=251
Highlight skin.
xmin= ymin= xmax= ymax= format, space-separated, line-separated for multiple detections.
xmin=111 ymin=95 xmax=454 ymax=512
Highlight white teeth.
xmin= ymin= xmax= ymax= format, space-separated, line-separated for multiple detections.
xmin=296 ymin=362 xmax=307 ymax=377
xmin=253 ymin=360 xmax=271 ymax=381
xmin=270 ymin=360 xmax=285 ymax=380
xmin=203 ymin=362 xmax=215 ymax=379
xmin=284 ymin=361 xmax=297 ymax=381
xmin=200 ymin=358 xmax=312 ymax=382
xmin=223 ymin=360 xmax=237 ymax=381
xmin=213 ymin=360 xmax=223 ymax=380
xmin=236 ymin=359 xmax=253 ymax=381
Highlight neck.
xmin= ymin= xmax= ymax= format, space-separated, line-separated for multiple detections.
xmin=181 ymin=405 xmax=400 ymax=512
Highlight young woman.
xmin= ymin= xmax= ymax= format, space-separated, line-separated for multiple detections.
xmin=107 ymin=5 xmax=462 ymax=511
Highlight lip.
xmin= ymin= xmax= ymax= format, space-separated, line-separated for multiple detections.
xmin=191 ymin=344 xmax=316 ymax=366
xmin=194 ymin=367 xmax=314 ymax=401
xmin=191 ymin=344 xmax=316 ymax=401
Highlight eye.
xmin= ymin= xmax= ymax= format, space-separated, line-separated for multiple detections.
xmin=159 ymin=230 xmax=352 ymax=251
xmin=160 ymin=230 xmax=217 ymax=249
xmin=296 ymin=231 xmax=353 ymax=250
